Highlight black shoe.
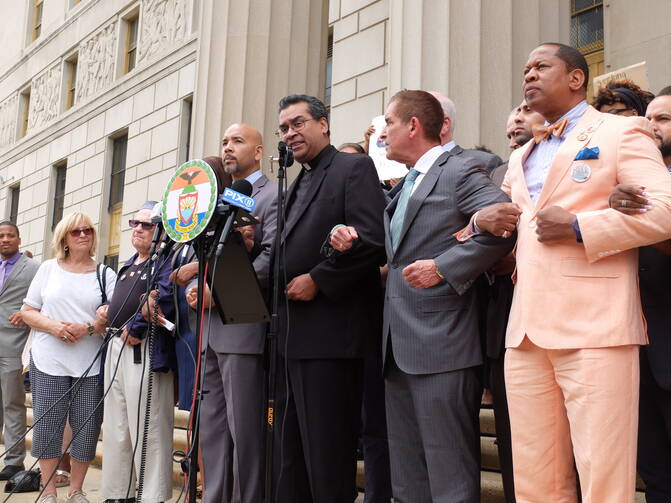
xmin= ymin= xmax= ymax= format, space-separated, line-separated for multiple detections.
xmin=103 ymin=500 xmax=135 ymax=503
xmin=0 ymin=465 xmax=24 ymax=481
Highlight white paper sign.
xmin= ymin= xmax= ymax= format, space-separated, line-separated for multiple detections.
xmin=368 ymin=115 xmax=408 ymax=181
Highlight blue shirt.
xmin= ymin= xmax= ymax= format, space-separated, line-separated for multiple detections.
xmin=245 ymin=170 xmax=263 ymax=185
xmin=0 ymin=251 xmax=21 ymax=284
xmin=524 ymin=100 xmax=588 ymax=204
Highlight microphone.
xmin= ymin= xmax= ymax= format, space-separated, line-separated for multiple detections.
xmin=148 ymin=202 xmax=163 ymax=257
xmin=215 ymin=179 xmax=255 ymax=257
xmin=278 ymin=141 xmax=294 ymax=168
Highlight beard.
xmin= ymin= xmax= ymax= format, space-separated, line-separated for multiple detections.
xmin=514 ymin=130 xmax=533 ymax=148
xmin=660 ymin=137 xmax=671 ymax=160
xmin=224 ymin=163 xmax=240 ymax=175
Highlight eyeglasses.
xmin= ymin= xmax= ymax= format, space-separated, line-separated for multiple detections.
xmin=275 ymin=118 xmax=314 ymax=138
xmin=129 ymin=220 xmax=156 ymax=230
xmin=69 ymin=227 xmax=94 ymax=237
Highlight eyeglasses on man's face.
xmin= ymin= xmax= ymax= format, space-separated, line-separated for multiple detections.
xmin=275 ymin=118 xmax=314 ymax=138
xmin=68 ymin=227 xmax=94 ymax=237
xmin=129 ymin=220 xmax=156 ymax=231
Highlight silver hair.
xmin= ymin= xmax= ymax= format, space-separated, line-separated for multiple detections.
xmin=429 ymin=91 xmax=457 ymax=136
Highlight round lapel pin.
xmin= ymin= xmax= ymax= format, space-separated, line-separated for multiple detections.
xmin=571 ymin=163 xmax=591 ymax=183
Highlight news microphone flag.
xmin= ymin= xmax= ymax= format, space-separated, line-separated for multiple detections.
xmin=222 ymin=187 xmax=256 ymax=212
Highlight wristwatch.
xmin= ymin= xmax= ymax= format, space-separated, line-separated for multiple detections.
xmin=87 ymin=323 xmax=95 ymax=336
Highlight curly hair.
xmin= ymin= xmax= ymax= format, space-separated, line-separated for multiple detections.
xmin=592 ymin=79 xmax=655 ymax=116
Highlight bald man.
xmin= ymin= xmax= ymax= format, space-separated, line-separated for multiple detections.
xmin=187 ymin=123 xmax=277 ymax=503
xmin=430 ymin=91 xmax=503 ymax=173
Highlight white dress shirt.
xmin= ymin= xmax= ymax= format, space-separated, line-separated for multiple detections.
xmin=409 ymin=145 xmax=445 ymax=195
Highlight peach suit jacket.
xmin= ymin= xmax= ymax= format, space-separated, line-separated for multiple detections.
xmin=502 ymin=105 xmax=671 ymax=350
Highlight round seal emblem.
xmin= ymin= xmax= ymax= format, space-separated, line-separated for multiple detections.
xmin=161 ymin=160 xmax=218 ymax=242
xmin=571 ymin=163 xmax=591 ymax=183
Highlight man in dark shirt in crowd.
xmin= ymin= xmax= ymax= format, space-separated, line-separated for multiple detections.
xmin=100 ymin=201 xmax=176 ymax=503
xmin=607 ymin=86 xmax=671 ymax=503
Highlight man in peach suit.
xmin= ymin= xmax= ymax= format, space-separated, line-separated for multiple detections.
xmin=473 ymin=43 xmax=671 ymax=502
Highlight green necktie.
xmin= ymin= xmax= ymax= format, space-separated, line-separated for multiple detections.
xmin=390 ymin=169 xmax=420 ymax=252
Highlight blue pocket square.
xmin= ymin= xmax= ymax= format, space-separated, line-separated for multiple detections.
xmin=575 ymin=146 xmax=599 ymax=160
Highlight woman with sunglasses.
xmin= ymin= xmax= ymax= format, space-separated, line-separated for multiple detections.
xmin=21 ymin=212 xmax=116 ymax=503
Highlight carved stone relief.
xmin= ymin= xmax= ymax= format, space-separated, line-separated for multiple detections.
xmin=76 ymin=21 xmax=117 ymax=102
xmin=138 ymin=0 xmax=189 ymax=65
xmin=0 ymin=95 xmax=17 ymax=148
xmin=28 ymin=64 xmax=62 ymax=132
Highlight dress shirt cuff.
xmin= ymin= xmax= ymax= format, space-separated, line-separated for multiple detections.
xmin=453 ymin=212 xmax=479 ymax=242
xmin=572 ymin=218 xmax=583 ymax=243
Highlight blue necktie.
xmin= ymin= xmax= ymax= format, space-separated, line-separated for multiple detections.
xmin=0 ymin=260 xmax=6 ymax=291
xmin=390 ymin=169 xmax=420 ymax=251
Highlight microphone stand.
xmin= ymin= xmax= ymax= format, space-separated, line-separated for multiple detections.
xmin=186 ymin=233 xmax=209 ymax=503
xmin=264 ymin=142 xmax=293 ymax=503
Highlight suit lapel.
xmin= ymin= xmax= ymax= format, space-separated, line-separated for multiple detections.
xmin=0 ymin=256 xmax=25 ymax=296
xmin=392 ymin=153 xmax=447 ymax=255
xmin=251 ymin=174 xmax=267 ymax=198
xmin=282 ymin=149 xmax=336 ymax=242
xmin=534 ymin=106 xmax=604 ymax=212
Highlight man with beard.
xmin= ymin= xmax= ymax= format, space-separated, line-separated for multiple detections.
xmin=607 ymin=87 xmax=671 ymax=502
xmin=185 ymin=123 xmax=277 ymax=503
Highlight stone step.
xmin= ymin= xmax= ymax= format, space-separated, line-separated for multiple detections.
xmin=20 ymin=394 xmax=648 ymax=501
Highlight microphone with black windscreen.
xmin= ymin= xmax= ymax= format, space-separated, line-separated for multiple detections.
xmin=215 ymin=179 xmax=256 ymax=257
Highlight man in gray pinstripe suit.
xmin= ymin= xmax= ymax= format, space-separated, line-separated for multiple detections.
xmin=331 ymin=90 xmax=514 ymax=502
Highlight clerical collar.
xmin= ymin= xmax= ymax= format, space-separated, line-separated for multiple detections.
xmin=305 ymin=144 xmax=336 ymax=171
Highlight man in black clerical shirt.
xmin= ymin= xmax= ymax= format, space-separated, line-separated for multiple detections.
xmin=271 ymin=94 xmax=386 ymax=503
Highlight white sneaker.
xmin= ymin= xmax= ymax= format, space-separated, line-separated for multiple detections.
xmin=38 ymin=494 xmax=58 ymax=503
xmin=65 ymin=490 xmax=90 ymax=503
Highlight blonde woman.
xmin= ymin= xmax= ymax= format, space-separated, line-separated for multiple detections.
xmin=21 ymin=212 xmax=115 ymax=503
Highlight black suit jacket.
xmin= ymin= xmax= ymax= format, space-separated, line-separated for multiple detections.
xmin=277 ymin=145 xmax=386 ymax=359
xmin=639 ymin=246 xmax=671 ymax=390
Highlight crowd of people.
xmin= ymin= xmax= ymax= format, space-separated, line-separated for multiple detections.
xmin=0 ymin=41 xmax=670 ymax=503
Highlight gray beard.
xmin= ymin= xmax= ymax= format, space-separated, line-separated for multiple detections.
xmin=224 ymin=164 xmax=240 ymax=175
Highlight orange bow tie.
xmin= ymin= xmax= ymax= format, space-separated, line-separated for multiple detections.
xmin=532 ymin=118 xmax=568 ymax=144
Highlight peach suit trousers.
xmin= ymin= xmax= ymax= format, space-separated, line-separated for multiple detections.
xmin=505 ymin=336 xmax=639 ymax=503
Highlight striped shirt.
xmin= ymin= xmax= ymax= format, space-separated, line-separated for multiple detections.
xmin=524 ymin=100 xmax=588 ymax=204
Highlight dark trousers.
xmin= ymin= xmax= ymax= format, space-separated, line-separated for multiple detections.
xmin=385 ymin=354 xmax=481 ymax=503
xmin=273 ymin=357 xmax=363 ymax=503
xmin=362 ymin=346 xmax=392 ymax=503
xmin=200 ymin=348 xmax=265 ymax=503
xmin=488 ymin=355 xmax=516 ymax=503
xmin=637 ymin=351 xmax=671 ymax=503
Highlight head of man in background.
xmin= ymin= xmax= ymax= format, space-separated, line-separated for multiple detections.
xmin=221 ymin=123 xmax=264 ymax=181
xmin=278 ymin=94 xmax=330 ymax=164
xmin=508 ymin=100 xmax=544 ymax=149
xmin=428 ymin=91 xmax=457 ymax=146
xmin=338 ymin=142 xmax=366 ymax=154
xmin=646 ymin=86 xmax=671 ymax=167
xmin=0 ymin=221 xmax=20 ymax=260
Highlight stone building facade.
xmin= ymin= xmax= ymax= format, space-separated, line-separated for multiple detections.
xmin=0 ymin=0 xmax=669 ymax=263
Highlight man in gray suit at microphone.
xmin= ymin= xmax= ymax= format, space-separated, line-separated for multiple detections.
xmin=330 ymin=91 xmax=514 ymax=502
xmin=185 ymin=123 xmax=277 ymax=503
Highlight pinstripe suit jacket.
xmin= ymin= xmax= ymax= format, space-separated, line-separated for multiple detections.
xmin=383 ymin=150 xmax=515 ymax=375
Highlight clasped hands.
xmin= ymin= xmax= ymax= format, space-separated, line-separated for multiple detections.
xmin=52 ymin=307 xmax=107 ymax=344
xmin=329 ymin=226 xmax=443 ymax=289
xmin=476 ymin=202 xmax=576 ymax=243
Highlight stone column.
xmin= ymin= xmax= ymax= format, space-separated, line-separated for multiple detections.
xmin=191 ymin=0 xmax=329 ymax=171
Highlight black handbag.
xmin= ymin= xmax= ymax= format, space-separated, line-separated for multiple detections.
xmin=4 ymin=468 xmax=41 ymax=493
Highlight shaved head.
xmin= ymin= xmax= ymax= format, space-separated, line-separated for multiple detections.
xmin=221 ymin=123 xmax=264 ymax=180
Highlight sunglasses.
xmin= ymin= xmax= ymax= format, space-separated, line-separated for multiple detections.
xmin=129 ymin=219 xmax=156 ymax=231
xmin=69 ymin=227 xmax=94 ymax=237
